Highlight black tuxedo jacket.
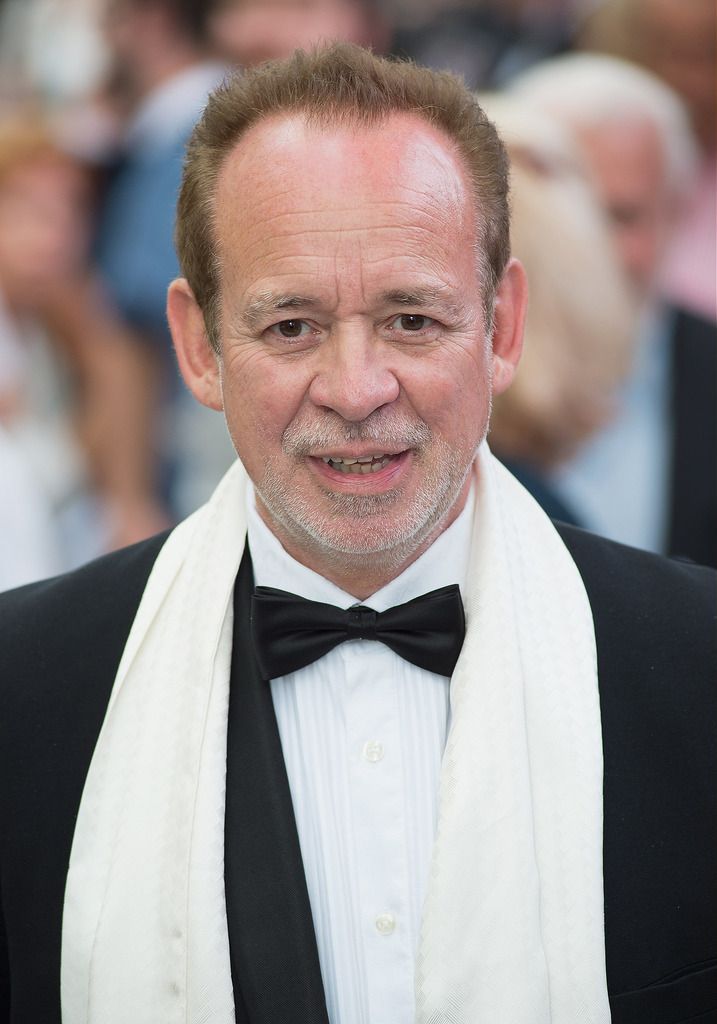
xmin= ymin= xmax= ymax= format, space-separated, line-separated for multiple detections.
xmin=668 ymin=306 xmax=717 ymax=568
xmin=0 ymin=525 xmax=715 ymax=1023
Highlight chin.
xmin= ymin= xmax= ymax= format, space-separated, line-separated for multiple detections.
xmin=260 ymin=477 xmax=461 ymax=562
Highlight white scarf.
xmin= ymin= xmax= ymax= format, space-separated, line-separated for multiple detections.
xmin=61 ymin=444 xmax=611 ymax=1023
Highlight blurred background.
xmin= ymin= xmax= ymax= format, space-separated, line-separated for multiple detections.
xmin=0 ymin=0 xmax=714 ymax=590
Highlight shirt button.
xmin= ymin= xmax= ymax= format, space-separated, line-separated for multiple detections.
xmin=362 ymin=740 xmax=384 ymax=763
xmin=375 ymin=913 xmax=396 ymax=935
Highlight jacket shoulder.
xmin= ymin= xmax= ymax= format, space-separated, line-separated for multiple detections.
xmin=0 ymin=533 xmax=170 ymax=1021
xmin=556 ymin=523 xmax=717 ymax=998
xmin=0 ymin=531 xmax=169 ymax=705
xmin=555 ymin=521 xmax=716 ymax=653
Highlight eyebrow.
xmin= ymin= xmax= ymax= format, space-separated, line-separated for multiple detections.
xmin=240 ymin=293 xmax=320 ymax=331
xmin=238 ymin=286 xmax=465 ymax=332
xmin=378 ymin=288 xmax=464 ymax=320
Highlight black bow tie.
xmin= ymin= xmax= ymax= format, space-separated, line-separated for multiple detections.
xmin=250 ymin=585 xmax=465 ymax=680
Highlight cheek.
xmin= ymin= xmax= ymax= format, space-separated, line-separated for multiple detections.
xmin=409 ymin=345 xmax=489 ymax=438
xmin=221 ymin=350 xmax=310 ymax=450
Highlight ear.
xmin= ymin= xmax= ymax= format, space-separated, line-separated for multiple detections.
xmin=167 ymin=278 xmax=223 ymax=411
xmin=489 ymin=257 xmax=528 ymax=396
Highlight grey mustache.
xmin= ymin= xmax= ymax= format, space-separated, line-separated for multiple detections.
xmin=281 ymin=413 xmax=431 ymax=455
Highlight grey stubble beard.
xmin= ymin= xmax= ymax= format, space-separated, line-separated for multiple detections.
xmin=254 ymin=409 xmax=480 ymax=577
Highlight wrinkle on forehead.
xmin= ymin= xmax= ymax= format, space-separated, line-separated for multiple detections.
xmin=213 ymin=112 xmax=481 ymax=319
xmin=214 ymin=112 xmax=474 ymax=240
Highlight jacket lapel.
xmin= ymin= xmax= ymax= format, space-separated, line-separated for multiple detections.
xmin=224 ymin=549 xmax=330 ymax=1024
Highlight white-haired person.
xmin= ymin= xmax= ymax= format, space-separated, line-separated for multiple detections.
xmin=480 ymin=95 xmax=638 ymax=522
xmin=577 ymin=0 xmax=716 ymax=321
xmin=510 ymin=52 xmax=716 ymax=567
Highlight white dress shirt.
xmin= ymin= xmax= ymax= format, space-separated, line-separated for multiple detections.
xmin=246 ymin=486 xmax=475 ymax=1024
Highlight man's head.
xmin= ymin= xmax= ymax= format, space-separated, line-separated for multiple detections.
xmin=168 ymin=45 xmax=526 ymax=594
xmin=101 ymin=0 xmax=212 ymax=97
xmin=176 ymin=45 xmax=513 ymax=352
xmin=511 ymin=53 xmax=698 ymax=299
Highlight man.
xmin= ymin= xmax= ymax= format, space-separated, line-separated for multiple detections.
xmin=511 ymin=54 xmax=717 ymax=567
xmin=96 ymin=0 xmax=235 ymax=518
xmin=1 ymin=45 xmax=714 ymax=1024
xmin=577 ymin=0 xmax=716 ymax=321
xmin=207 ymin=0 xmax=388 ymax=68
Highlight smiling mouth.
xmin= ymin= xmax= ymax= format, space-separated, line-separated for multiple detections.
xmin=319 ymin=453 xmax=399 ymax=475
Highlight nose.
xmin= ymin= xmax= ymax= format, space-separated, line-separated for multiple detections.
xmin=308 ymin=329 xmax=400 ymax=422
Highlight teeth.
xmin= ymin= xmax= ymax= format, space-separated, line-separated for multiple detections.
xmin=323 ymin=454 xmax=393 ymax=474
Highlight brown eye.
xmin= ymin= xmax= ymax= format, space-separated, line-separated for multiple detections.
xmin=388 ymin=313 xmax=436 ymax=334
xmin=400 ymin=314 xmax=427 ymax=331
xmin=278 ymin=319 xmax=305 ymax=337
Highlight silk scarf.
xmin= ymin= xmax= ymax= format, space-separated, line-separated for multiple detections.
xmin=61 ymin=443 xmax=610 ymax=1023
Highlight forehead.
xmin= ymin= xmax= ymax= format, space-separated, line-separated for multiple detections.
xmin=217 ymin=110 xmax=471 ymax=203
xmin=213 ymin=112 xmax=477 ymax=299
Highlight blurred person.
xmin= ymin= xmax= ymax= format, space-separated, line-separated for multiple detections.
xmin=208 ymin=0 xmax=389 ymax=67
xmin=0 ymin=0 xmax=110 ymax=106
xmin=95 ymin=0 xmax=235 ymax=518
xmin=392 ymin=0 xmax=578 ymax=90
xmin=1 ymin=45 xmax=715 ymax=1024
xmin=512 ymin=53 xmax=717 ymax=566
xmin=0 ymin=111 xmax=166 ymax=571
xmin=0 ymin=422 xmax=61 ymax=589
xmin=481 ymin=96 xmax=637 ymax=522
xmin=576 ymin=0 xmax=716 ymax=321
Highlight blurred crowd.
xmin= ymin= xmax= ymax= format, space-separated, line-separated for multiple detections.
xmin=0 ymin=0 xmax=714 ymax=590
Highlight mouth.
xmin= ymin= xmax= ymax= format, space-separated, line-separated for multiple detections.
xmin=318 ymin=452 xmax=398 ymax=475
xmin=308 ymin=449 xmax=411 ymax=488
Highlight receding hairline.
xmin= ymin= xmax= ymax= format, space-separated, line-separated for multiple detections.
xmin=209 ymin=108 xmax=488 ymax=297
xmin=175 ymin=43 xmax=511 ymax=350
xmin=213 ymin=104 xmax=478 ymax=178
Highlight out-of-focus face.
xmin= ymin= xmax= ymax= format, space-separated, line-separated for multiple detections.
xmin=169 ymin=113 xmax=524 ymax=592
xmin=0 ymin=156 xmax=89 ymax=310
xmin=578 ymin=119 xmax=674 ymax=299
xmin=209 ymin=0 xmax=375 ymax=67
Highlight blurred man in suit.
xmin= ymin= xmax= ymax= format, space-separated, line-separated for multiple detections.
xmin=512 ymin=53 xmax=717 ymax=566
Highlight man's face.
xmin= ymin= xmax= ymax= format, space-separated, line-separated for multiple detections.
xmin=170 ymin=114 xmax=523 ymax=580
xmin=577 ymin=119 xmax=675 ymax=299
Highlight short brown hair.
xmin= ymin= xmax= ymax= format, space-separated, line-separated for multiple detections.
xmin=176 ymin=43 xmax=511 ymax=351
